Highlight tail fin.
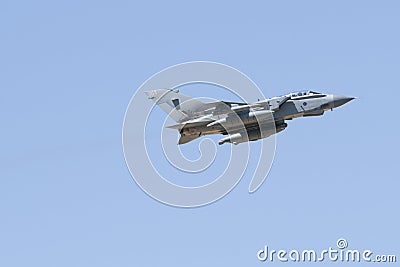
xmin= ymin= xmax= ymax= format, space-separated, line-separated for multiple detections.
xmin=145 ymin=89 xmax=205 ymax=122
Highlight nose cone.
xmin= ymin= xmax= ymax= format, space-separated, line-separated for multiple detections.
xmin=333 ymin=95 xmax=355 ymax=108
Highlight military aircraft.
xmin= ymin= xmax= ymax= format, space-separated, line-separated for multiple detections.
xmin=146 ymin=89 xmax=354 ymax=145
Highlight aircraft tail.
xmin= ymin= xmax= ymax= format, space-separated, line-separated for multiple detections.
xmin=178 ymin=134 xmax=201 ymax=145
xmin=145 ymin=89 xmax=205 ymax=122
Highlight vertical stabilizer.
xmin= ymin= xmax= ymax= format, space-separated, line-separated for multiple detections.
xmin=145 ymin=89 xmax=205 ymax=122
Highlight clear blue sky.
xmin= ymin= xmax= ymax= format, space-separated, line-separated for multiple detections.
xmin=1 ymin=1 xmax=399 ymax=266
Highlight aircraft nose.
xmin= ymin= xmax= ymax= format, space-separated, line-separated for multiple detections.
xmin=333 ymin=95 xmax=355 ymax=108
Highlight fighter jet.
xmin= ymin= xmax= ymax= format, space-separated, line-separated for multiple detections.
xmin=146 ymin=89 xmax=354 ymax=145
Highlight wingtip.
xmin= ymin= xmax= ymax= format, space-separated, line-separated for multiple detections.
xmin=144 ymin=91 xmax=154 ymax=99
xmin=165 ymin=124 xmax=182 ymax=129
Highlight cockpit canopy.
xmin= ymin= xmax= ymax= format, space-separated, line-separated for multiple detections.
xmin=288 ymin=90 xmax=322 ymax=98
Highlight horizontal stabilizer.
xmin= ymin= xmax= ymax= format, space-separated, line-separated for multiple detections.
xmin=166 ymin=119 xmax=213 ymax=130
xmin=178 ymin=134 xmax=201 ymax=145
